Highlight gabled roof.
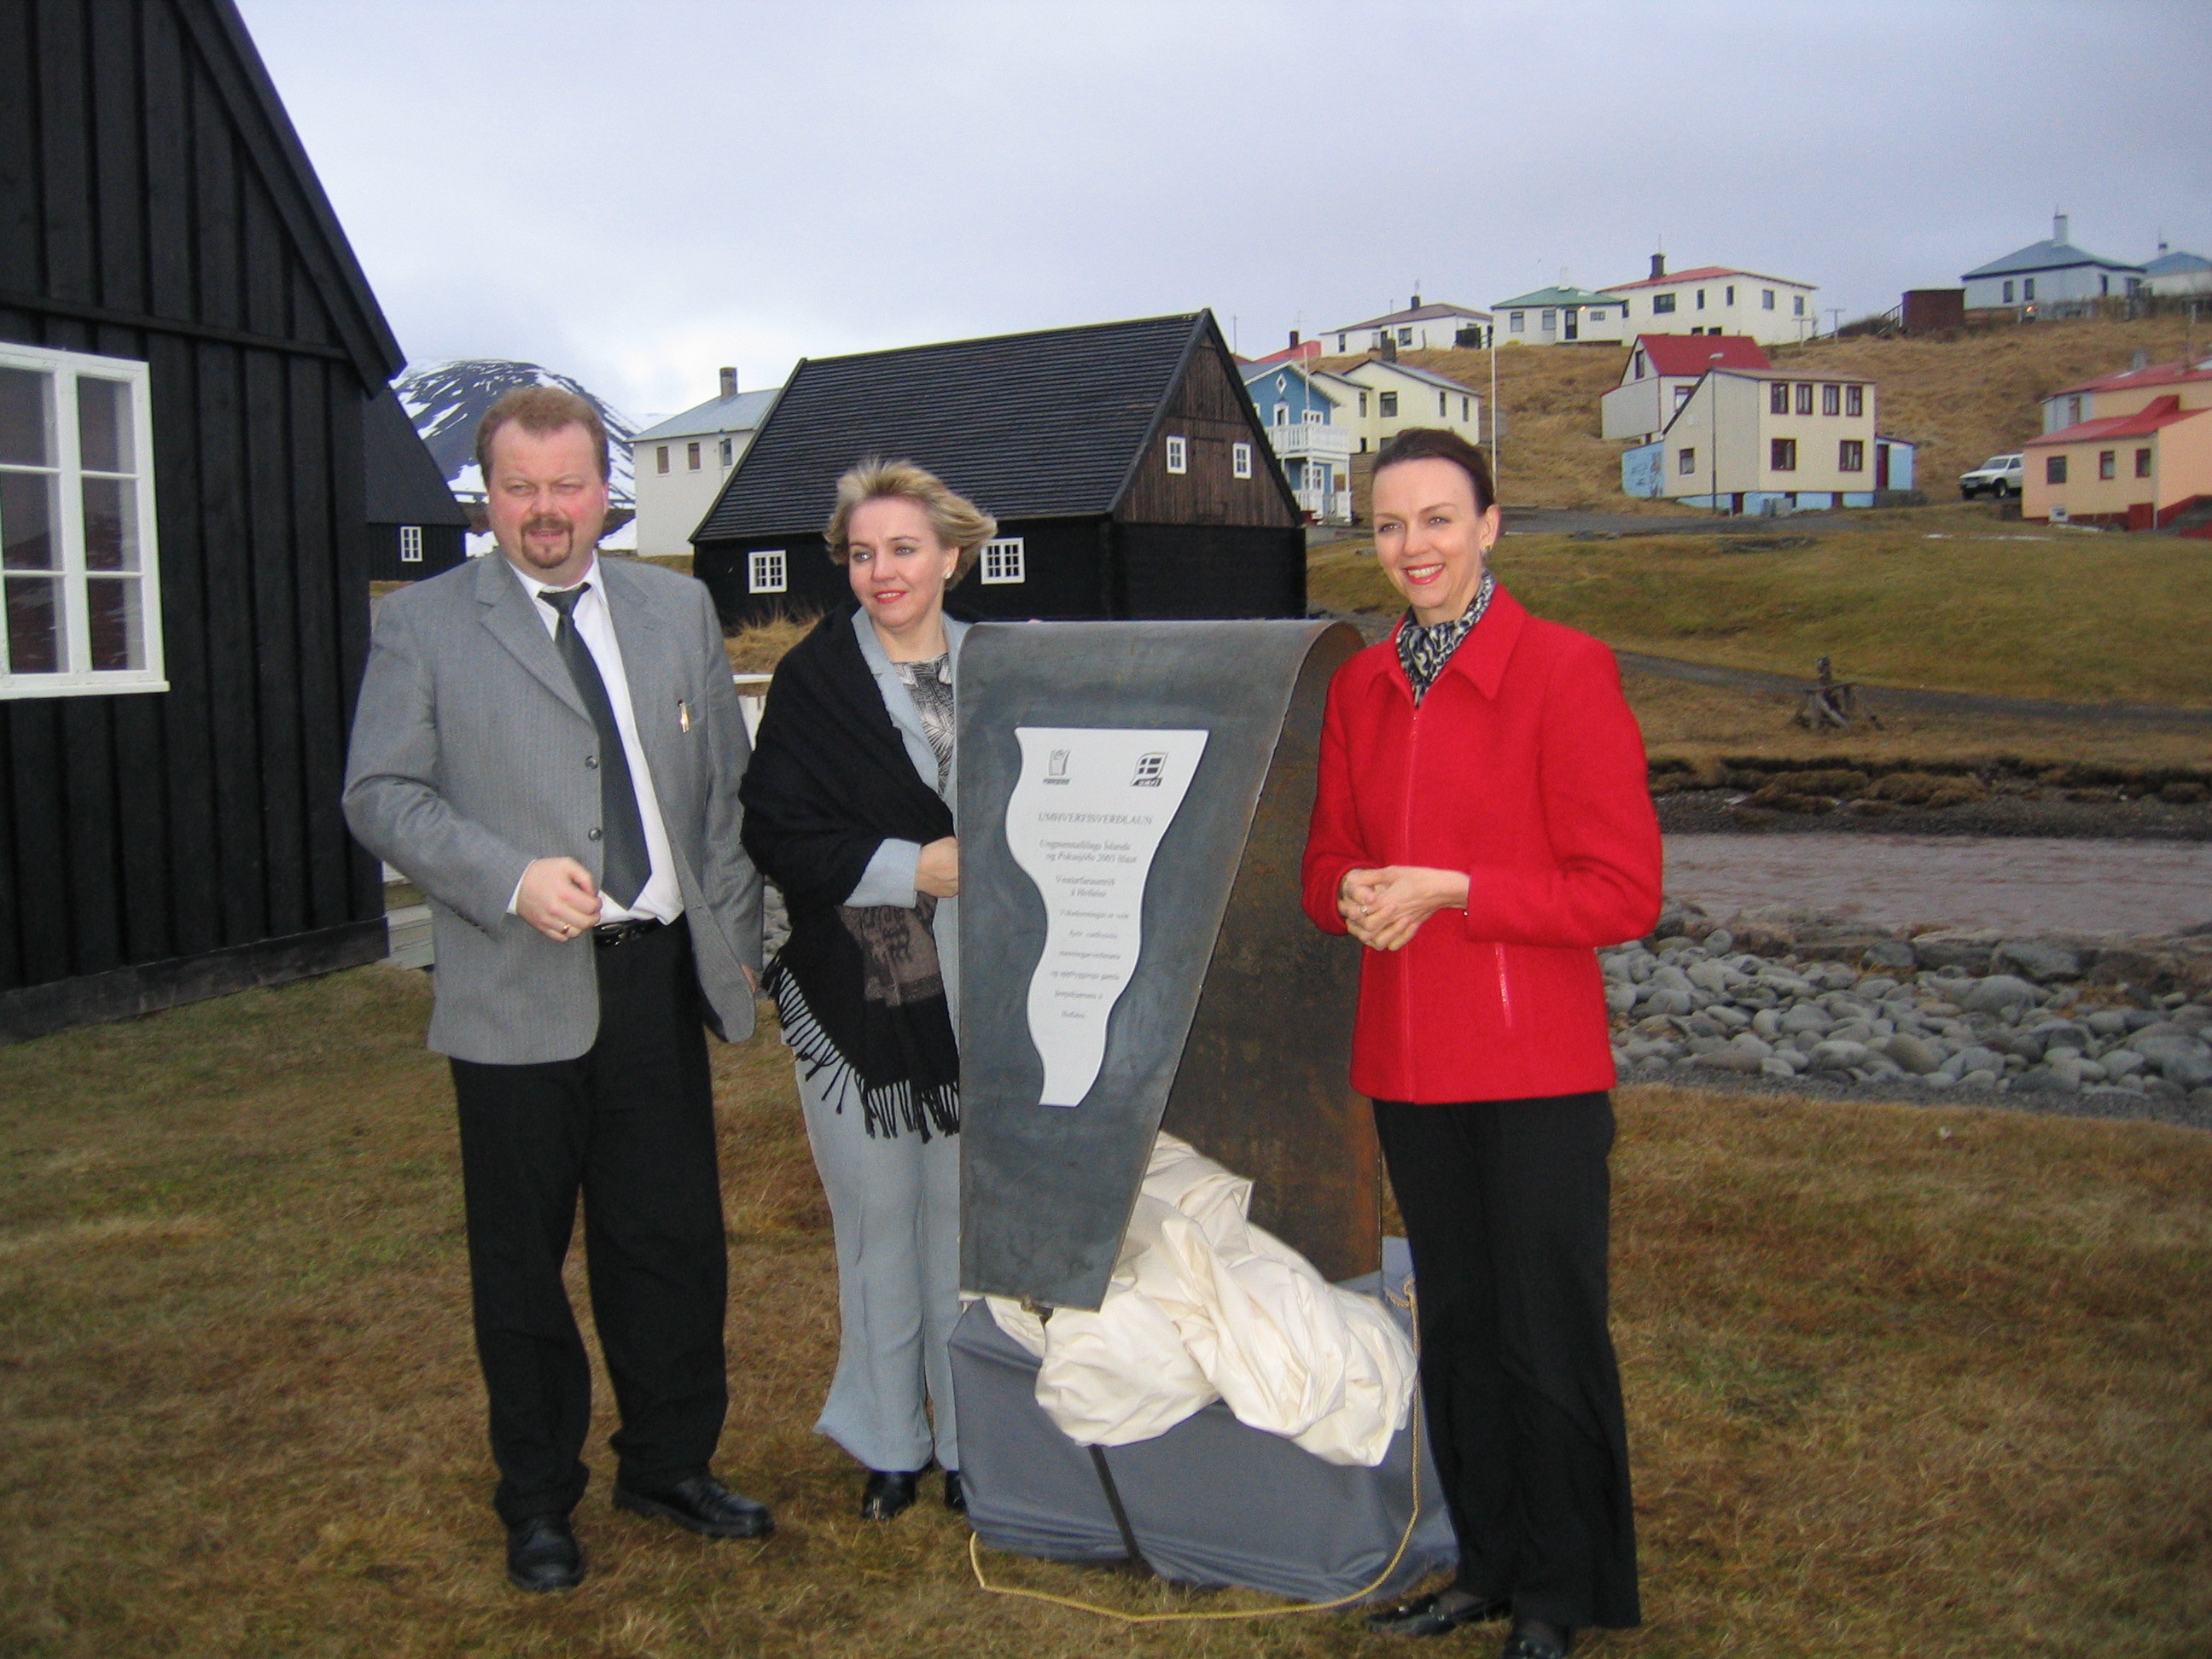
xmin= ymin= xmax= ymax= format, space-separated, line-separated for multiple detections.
xmin=1961 ymin=238 xmax=2143 ymax=280
xmin=1324 ymin=300 xmax=1492 ymax=334
xmin=2026 ymin=394 xmax=2205 ymax=447
xmin=2145 ymin=247 xmax=2212 ymax=276
xmin=362 ymin=388 xmax=469 ymax=526
xmin=1240 ymin=361 xmax=1344 ymax=406
xmin=1602 ymin=265 xmax=1812 ymax=294
xmin=2047 ymin=359 xmax=2212 ymax=399
xmin=189 ymin=0 xmax=405 ymax=383
xmin=1491 ymin=285 xmax=1621 ymax=310
xmin=1627 ymin=335 xmax=1771 ymax=377
xmin=1340 ymin=358 xmax=1481 ymax=395
xmin=696 ymin=312 xmax=1278 ymax=539
xmin=632 ymin=387 xmax=781 ymax=443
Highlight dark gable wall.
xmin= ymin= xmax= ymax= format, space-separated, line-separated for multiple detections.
xmin=0 ymin=0 xmax=386 ymax=1027
xmin=1117 ymin=339 xmax=1300 ymax=529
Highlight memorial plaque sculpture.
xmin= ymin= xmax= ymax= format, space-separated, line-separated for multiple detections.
xmin=957 ymin=619 xmax=1375 ymax=1310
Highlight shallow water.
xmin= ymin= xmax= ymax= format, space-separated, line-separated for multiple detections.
xmin=1662 ymin=834 xmax=2212 ymax=938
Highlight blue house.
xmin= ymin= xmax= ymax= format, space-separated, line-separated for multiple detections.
xmin=1962 ymin=214 xmax=2145 ymax=311
xmin=1239 ymin=361 xmax=1355 ymax=522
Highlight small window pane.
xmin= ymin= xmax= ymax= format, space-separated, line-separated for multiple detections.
xmin=1845 ymin=385 xmax=1863 ymax=417
xmin=85 ymin=576 xmax=143 ymax=670
xmin=1795 ymin=383 xmax=1813 ymax=415
xmin=2046 ymin=456 xmax=2067 ymax=484
xmin=2098 ymin=450 xmax=2116 ymax=480
xmin=2 ymin=470 xmax=57 ymax=569
xmin=748 ymin=549 xmax=787 ymax=594
xmin=1231 ymin=443 xmax=1252 ymax=480
xmin=1678 ymin=447 xmax=1696 ymax=475
xmin=1379 ymin=392 xmax=1398 ymax=417
xmin=1769 ymin=383 xmax=1789 ymax=414
xmin=0 ymin=368 xmax=51 ymax=467
xmin=399 ymin=525 xmax=423 ymax=562
xmin=82 ymin=475 xmax=138 ymax=570
xmin=1822 ymin=384 xmax=1841 ymax=416
xmin=2136 ymin=448 xmax=2152 ymax=478
xmin=981 ymin=537 xmax=1026 ymax=584
xmin=1839 ymin=439 xmax=1865 ymax=472
xmin=5 ymin=574 xmax=61 ymax=672
xmin=77 ymin=378 xmax=133 ymax=473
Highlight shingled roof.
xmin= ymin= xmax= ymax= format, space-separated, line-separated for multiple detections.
xmin=695 ymin=313 xmax=1214 ymax=540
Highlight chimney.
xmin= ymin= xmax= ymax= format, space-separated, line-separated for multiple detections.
xmin=1380 ymin=334 xmax=1398 ymax=362
xmin=1650 ymin=252 xmax=1666 ymax=281
xmin=1410 ymin=294 xmax=1422 ymax=310
xmin=719 ymin=365 xmax=737 ymax=399
xmin=2052 ymin=212 xmax=2069 ymax=247
xmin=1289 ymin=329 xmax=1301 ymax=348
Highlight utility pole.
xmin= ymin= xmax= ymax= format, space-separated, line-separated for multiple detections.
xmin=1708 ymin=352 xmax=1726 ymax=516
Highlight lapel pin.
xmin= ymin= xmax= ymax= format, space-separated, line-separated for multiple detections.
xmin=678 ymin=699 xmax=691 ymax=732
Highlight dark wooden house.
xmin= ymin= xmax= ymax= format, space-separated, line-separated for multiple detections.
xmin=1 ymin=0 xmax=406 ymax=1040
xmin=693 ymin=312 xmax=1306 ymax=628
xmin=364 ymin=387 xmax=469 ymax=580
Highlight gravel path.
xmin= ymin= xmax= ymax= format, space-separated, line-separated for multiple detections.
xmin=1662 ymin=833 xmax=2212 ymax=938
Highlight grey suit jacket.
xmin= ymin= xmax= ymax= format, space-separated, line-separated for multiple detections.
xmin=343 ymin=550 xmax=763 ymax=1063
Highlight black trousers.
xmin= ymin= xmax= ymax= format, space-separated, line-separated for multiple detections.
xmin=449 ymin=917 xmax=728 ymax=1526
xmin=1373 ymin=1092 xmax=1640 ymax=1632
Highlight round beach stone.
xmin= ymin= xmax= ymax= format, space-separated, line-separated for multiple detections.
xmin=1962 ymin=975 xmax=2043 ymax=1016
xmin=1884 ymin=1033 xmax=1947 ymax=1075
xmin=1993 ymin=939 xmax=2083 ymax=983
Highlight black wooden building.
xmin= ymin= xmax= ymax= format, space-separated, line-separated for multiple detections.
xmin=1 ymin=0 xmax=408 ymax=1040
xmin=364 ymin=387 xmax=469 ymax=581
xmin=693 ymin=312 xmax=1307 ymax=629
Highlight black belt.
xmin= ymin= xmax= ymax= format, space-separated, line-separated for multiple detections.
xmin=592 ymin=916 xmax=667 ymax=948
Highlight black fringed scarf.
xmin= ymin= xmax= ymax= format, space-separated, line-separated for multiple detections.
xmin=739 ymin=608 xmax=961 ymax=1139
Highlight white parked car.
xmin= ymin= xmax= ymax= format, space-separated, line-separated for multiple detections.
xmin=1959 ymin=453 xmax=2024 ymax=499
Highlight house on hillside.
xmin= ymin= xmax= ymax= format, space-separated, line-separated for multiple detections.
xmin=1601 ymin=255 xmax=1817 ymax=345
xmin=364 ymin=389 xmax=471 ymax=580
xmin=1239 ymin=361 xmax=1353 ymax=522
xmin=629 ymin=369 xmax=781 ymax=557
xmin=2025 ymin=358 xmax=2212 ymax=528
xmin=692 ymin=313 xmax=1305 ymax=627
xmin=1960 ymin=214 xmax=2145 ymax=312
xmin=1620 ymin=368 xmax=1890 ymax=512
xmin=1319 ymin=358 xmax=1484 ymax=456
xmin=1601 ymin=335 xmax=1771 ymax=445
xmin=2 ymin=0 xmax=414 ymax=1041
xmin=1489 ymin=286 xmax=1632 ymax=346
xmin=2145 ymin=242 xmax=2212 ymax=299
xmin=1244 ymin=333 xmax=1322 ymax=367
xmin=1322 ymin=298 xmax=1492 ymax=355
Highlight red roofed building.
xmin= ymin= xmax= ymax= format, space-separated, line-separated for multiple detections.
xmin=1603 ymin=335 xmax=1772 ymax=443
xmin=1600 ymin=253 xmax=1818 ymax=345
xmin=2024 ymin=383 xmax=2212 ymax=529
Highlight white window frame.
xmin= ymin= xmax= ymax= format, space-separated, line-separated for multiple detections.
xmin=980 ymin=536 xmax=1026 ymax=585
xmin=1165 ymin=435 xmax=1187 ymax=474
xmin=1231 ymin=442 xmax=1253 ymax=480
xmin=0 ymin=342 xmax=166 ymax=698
xmin=747 ymin=548 xmax=787 ymax=594
xmin=399 ymin=524 xmax=424 ymax=563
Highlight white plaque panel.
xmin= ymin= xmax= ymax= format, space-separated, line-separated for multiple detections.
xmin=1004 ymin=726 xmax=1209 ymax=1107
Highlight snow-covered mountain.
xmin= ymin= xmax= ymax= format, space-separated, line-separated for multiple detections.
xmin=394 ymin=360 xmax=637 ymax=508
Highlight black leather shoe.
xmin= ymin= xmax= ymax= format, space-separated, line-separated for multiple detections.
xmin=859 ymin=1469 xmax=921 ymax=1521
xmin=942 ymin=1470 xmax=966 ymax=1513
xmin=504 ymin=1515 xmax=584 ymax=1592
xmin=1365 ymin=1589 xmax=1512 ymax=1637
xmin=1500 ymin=1620 xmax=1575 ymax=1658
xmin=612 ymin=1476 xmax=774 ymax=1540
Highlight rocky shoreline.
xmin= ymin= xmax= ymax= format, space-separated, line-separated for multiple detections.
xmin=1608 ymin=901 xmax=2212 ymax=1132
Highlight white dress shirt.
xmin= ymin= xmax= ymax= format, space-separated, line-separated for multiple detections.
xmin=505 ymin=555 xmax=683 ymax=925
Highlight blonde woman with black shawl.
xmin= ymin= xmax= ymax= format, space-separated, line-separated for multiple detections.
xmin=739 ymin=458 xmax=991 ymax=1521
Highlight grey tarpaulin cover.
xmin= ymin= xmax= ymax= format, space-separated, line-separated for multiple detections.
xmin=953 ymin=1238 xmax=1456 ymax=1602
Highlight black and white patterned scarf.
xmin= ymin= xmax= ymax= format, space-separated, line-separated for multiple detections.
xmin=1395 ymin=568 xmax=1497 ymax=704
xmin=893 ymin=654 xmax=956 ymax=790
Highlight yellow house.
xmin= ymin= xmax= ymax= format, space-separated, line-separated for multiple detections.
xmin=2023 ymin=358 xmax=2212 ymax=527
xmin=1644 ymin=368 xmax=1879 ymax=511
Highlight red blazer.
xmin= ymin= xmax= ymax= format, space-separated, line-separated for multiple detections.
xmin=1301 ymin=587 xmax=1662 ymax=1103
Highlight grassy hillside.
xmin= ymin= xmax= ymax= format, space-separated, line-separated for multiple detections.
xmin=1315 ymin=311 xmax=2212 ymax=509
xmin=1309 ymin=515 xmax=2212 ymax=709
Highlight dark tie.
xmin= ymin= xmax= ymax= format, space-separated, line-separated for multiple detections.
xmin=538 ymin=583 xmax=651 ymax=910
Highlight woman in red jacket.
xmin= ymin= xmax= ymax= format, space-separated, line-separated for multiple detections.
xmin=1302 ymin=428 xmax=1661 ymax=1657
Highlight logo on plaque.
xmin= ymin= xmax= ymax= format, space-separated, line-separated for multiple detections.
xmin=1004 ymin=727 xmax=1208 ymax=1108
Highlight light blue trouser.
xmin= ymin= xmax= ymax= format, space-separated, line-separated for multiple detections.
xmin=794 ymin=1055 xmax=963 ymax=1474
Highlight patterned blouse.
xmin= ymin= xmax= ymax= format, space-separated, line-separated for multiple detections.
xmin=894 ymin=653 xmax=956 ymax=791
xmin=1395 ymin=569 xmax=1497 ymax=705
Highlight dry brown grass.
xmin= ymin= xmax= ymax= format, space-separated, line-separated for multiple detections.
xmin=3 ymin=970 xmax=2209 ymax=1656
xmin=725 ymin=613 xmax=820 ymax=675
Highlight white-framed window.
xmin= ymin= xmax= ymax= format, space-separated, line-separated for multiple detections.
xmin=1510 ymin=311 xmax=1525 ymax=332
xmin=655 ymin=445 xmax=670 ymax=474
xmin=1 ymin=343 xmax=166 ymax=697
xmin=1397 ymin=328 xmax=1412 ymax=346
xmin=980 ymin=536 xmax=1026 ymax=584
xmin=1231 ymin=443 xmax=1253 ymax=480
xmin=1437 ymin=392 xmax=1448 ymax=416
xmin=1794 ymin=294 xmax=1807 ymax=315
xmin=399 ymin=525 xmax=423 ymax=563
xmin=1725 ymin=285 xmax=1736 ymax=305
xmin=747 ymin=548 xmax=786 ymax=594
xmin=1165 ymin=435 xmax=1187 ymax=474
xmin=1274 ymin=403 xmax=1289 ymax=427
xmin=1762 ymin=288 xmax=1776 ymax=310
xmin=686 ymin=440 xmax=701 ymax=470
xmin=1541 ymin=310 xmax=1556 ymax=331
xmin=719 ymin=435 xmax=733 ymax=467
xmin=1378 ymin=391 xmax=1398 ymax=418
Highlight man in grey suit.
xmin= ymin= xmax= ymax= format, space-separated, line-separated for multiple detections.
xmin=344 ymin=386 xmax=770 ymax=1593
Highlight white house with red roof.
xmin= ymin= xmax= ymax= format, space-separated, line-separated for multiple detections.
xmin=1601 ymin=334 xmax=1771 ymax=443
xmin=1600 ymin=254 xmax=1817 ymax=345
xmin=2023 ymin=357 xmax=2212 ymax=529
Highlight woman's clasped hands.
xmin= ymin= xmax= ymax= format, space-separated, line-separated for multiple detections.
xmin=1337 ymin=865 xmax=1470 ymax=952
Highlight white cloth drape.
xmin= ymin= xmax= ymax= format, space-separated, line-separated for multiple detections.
xmin=987 ymin=1133 xmax=1417 ymax=1467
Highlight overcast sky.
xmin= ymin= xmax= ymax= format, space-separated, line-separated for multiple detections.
xmin=237 ymin=0 xmax=2212 ymax=425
